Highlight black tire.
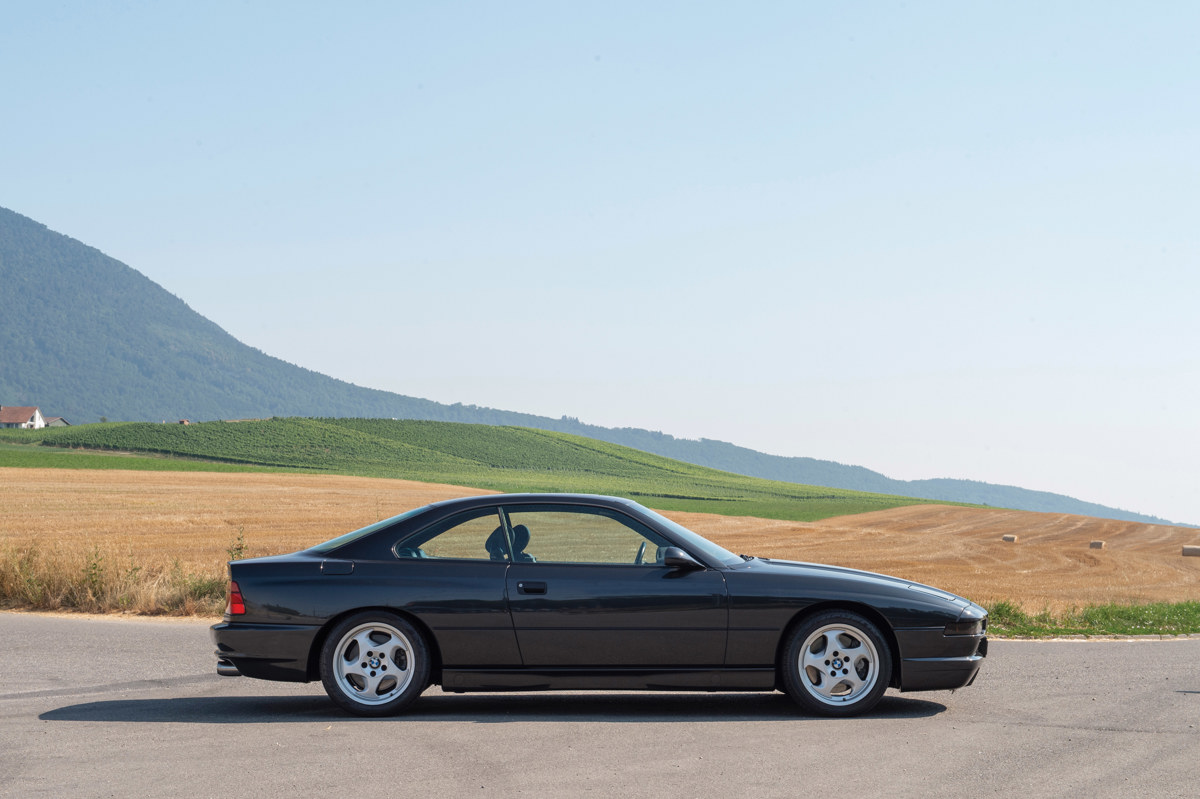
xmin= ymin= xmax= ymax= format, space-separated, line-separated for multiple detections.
xmin=319 ymin=611 xmax=431 ymax=716
xmin=781 ymin=610 xmax=892 ymax=717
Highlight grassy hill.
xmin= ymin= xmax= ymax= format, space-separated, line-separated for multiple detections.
xmin=0 ymin=419 xmax=945 ymax=521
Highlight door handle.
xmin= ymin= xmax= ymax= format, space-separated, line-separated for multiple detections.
xmin=517 ymin=581 xmax=547 ymax=595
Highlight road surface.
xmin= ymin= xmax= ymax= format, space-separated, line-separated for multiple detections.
xmin=1 ymin=613 xmax=1197 ymax=798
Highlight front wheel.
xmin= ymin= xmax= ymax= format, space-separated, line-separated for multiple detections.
xmin=319 ymin=611 xmax=430 ymax=716
xmin=781 ymin=610 xmax=891 ymax=717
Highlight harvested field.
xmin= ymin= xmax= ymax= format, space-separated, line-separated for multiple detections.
xmin=0 ymin=468 xmax=492 ymax=572
xmin=675 ymin=505 xmax=1200 ymax=612
xmin=3 ymin=468 xmax=1198 ymax=614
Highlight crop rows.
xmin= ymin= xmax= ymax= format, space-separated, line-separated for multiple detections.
xmin=0 ymin=418 xmax=940 ymax=521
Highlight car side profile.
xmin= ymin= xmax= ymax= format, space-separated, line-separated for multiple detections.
xmin=211 ymin=493 xmax=987 ymax=716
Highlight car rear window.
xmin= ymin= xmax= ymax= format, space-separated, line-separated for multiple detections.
xmin=309 ymin=507 xmax=426 ymax=554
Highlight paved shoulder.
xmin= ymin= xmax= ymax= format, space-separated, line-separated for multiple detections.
xmin=0 ymin=611 xmax=217 ymax=700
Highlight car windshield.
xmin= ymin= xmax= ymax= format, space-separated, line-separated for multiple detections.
xmin=309 ymin=507 xmax=427 ymax=554
xmin=634 ymin=505 xmax=744 ymax=567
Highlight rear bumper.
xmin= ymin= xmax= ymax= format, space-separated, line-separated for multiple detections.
xmin=210 ymin=621 xmax=322 ymax=683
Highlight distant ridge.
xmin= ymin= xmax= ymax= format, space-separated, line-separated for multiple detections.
xmin=0 ymin=206 xmax=1175 ymax=525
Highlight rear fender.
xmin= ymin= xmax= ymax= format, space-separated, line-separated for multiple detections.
xmin=305 ymin=606 xmax=444 ymax=685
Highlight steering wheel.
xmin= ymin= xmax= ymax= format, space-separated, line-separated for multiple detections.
xmin=635 ymin=541 xmax=647 ymax=565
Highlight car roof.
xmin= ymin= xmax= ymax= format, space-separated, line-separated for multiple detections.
xmin=428 ymin=493 xmax=638 ymax=510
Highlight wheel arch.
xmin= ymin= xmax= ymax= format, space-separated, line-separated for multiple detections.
xmin=773 ymin=601 xmax=901 ymax=690
xmin=306 ymin=606 xmax=444 ymax=685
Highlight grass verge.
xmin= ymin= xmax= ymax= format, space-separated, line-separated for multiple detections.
xmin=986 ymin=599 xmax=1200 ymax=638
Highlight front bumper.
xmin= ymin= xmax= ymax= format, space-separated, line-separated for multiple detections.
xmin=895 ymin=627 xmax=988 ymax=692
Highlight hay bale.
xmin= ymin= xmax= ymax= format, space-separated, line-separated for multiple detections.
xmin=1089 ymin=540 xmax=1106 ymax=550
xmin=1183 ymin=546 xmax=1200 ymax=558
xmin=1002 ymin=534 xmax=1019 ymax=543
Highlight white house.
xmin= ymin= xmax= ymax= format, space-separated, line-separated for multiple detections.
xmin=0 ymin=406 xmax=46 ymax=429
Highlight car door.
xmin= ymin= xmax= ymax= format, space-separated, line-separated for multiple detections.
xmin=501 ymin=504 xmax=729 ymax=667
xmin=389 ymin=506 xmax=521 ymax=667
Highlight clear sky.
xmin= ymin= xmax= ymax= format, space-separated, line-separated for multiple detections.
xmin=3 ymin=2 xmax=1197 ymax=523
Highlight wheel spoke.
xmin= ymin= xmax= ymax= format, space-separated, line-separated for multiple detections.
xmin=809 ymin=674 xmax=837 ymax=699
xmin=353 ymin=629 xmax=388 ymax=656
xmin=386 ymin=642 xmax=410 ymax=674
xmin=342 ymin=659 xmax=377 ymax=693
xmin=341 ymin=657 xmax=368 ymax=679
xmin=360 ymin=667 xmax=389 ymax=696
xmin=828 ymin=628 xmax=853 ymax=651
xmin=840 ymin=663 xmax=867 ymax=694
xmin=801 ymin=639 xmax=830 ymax=672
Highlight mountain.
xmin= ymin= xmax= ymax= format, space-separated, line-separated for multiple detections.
xmin=0 ymin=206 xmax=1174 ymax=525
xmin=551 ymin=426 xmax=1174 ymax=523
xmin=0 ymin=207 xmax=547 ymax=425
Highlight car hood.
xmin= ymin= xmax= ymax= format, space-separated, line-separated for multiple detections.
xmin=740 ymin=556 xmax=975 ymax=610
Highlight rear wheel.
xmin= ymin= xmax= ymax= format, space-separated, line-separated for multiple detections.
xmin=319 ymin=611 xmax=430 ymax=716
xmin=781 ymin=610 xmax=891 ymax=717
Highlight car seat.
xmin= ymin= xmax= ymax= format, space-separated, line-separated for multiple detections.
xmin=511 ymin=524 xmax=536 ymax=562
xmin=484 ymin=526 xmax=509 ymax=561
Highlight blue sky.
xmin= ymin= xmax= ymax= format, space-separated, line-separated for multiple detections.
xmin=3 ymin=2 xmax=1197 ymax=523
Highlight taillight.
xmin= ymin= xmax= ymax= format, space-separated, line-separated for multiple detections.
xmin=226 ymin=581 xmax=246 ymax=616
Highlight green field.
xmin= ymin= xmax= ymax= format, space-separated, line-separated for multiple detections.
xmin=0 ymin=441 xmax=285 ymax=473
xmin=0 ymin=417 xmax=946 ymax=521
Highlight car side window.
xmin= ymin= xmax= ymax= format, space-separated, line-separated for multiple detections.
xmin=395 ymin=509 xmax=508 ymax=561
xmin=503 ymin=508 xmax=668 ymax=566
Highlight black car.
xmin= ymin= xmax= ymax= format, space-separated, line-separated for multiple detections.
xmin=211 ymin=493 xmax=987 ymax=717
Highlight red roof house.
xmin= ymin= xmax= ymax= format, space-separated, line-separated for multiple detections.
xmin=0 ymin=406 xmax=46 ymax=429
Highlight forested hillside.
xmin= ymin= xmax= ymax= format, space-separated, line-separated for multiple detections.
xmin=0 ymin=207 xmax=529 ymax=425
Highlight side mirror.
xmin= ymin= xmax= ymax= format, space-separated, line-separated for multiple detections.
xmin=662 ymin=547 xmax=704 ymax=571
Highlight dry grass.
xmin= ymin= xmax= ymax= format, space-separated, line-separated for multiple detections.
xmin=3 ymin=467 xmax=1198 ymax=615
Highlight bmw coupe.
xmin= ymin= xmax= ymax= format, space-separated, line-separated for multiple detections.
xmin=211 ymin=493 xmax=987 ymax=716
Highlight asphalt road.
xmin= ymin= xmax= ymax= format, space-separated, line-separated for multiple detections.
xmin=1 ymin=613 xmax=1197 ymax=798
